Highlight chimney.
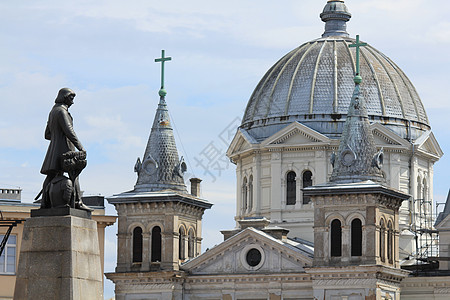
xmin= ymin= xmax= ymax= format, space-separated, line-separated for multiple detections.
xmin=190 ymin=178 xmax=202 ymax=197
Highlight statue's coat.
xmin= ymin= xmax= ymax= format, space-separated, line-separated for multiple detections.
xmin=40 ymin=103 xmax=84 ymax=174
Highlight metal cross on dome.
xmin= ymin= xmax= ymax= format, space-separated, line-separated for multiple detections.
xmin=155 ymin=50 xmax=172 ymax=92
xmin=349 ymin=35 xmax=367 ymax=77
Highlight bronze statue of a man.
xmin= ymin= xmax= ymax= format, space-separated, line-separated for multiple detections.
xmin=39 ymin=88 xmax=91 ymax=211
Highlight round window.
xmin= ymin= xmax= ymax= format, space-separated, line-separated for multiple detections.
xmin=246 ymin=248 xmax=262 ymax=267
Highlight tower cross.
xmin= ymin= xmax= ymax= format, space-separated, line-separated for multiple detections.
xmin=349 ymin=35 xmax=367 ymax=76
xmin=155 ymin=50 xmax=172 ymax=90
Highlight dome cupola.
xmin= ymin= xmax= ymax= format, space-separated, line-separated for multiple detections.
xmin=320 ymin=0 xmax=351 ymax=37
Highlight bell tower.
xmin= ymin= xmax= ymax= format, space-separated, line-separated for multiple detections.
xmin=304 ymin=36 xmax=410 ymax=300
xmin=105 ymin=51 xmax=212 ymax=300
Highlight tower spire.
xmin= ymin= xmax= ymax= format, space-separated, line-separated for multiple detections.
xmin=330 ymin=35 xmax=384 ymax=183
xmin=133 ymin=50 xmax=187 ymax=192
xmin=320 ymin=0 xmax=352 ymax=38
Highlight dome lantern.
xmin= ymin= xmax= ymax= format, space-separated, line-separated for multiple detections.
xmin=320 ymin=0 xmax=352 ymax=37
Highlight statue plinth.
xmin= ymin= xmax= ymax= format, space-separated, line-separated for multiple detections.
xmin=30 ymin=207 xmax=91 ymax=219
xmin=14 ymin=214 xmax=103 ymax=300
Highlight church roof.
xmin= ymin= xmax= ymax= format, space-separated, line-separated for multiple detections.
xmin=133 ymin=94 xmax=187 ymax=192
xmin=241 ymin=0 xmax=429 ymax=142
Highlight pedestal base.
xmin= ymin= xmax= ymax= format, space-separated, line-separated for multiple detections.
xmin=14 ymin=215 xmax=103 ymax=300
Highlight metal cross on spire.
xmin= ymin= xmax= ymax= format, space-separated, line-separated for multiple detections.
xmin=155 ymin=50 xmax=172 ymax=97
xmin=349 ymin=35 xmax=367 ymax=83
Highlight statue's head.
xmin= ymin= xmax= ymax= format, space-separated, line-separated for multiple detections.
xmin=55 ymin=88 xmax=76 ymax=106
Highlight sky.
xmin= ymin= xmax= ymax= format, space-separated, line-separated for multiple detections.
xmin=1 ymin=0 xmax=449 ymax=298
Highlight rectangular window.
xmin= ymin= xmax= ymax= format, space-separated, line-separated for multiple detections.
xmin=0 ymin=234 xmax=16 ymax=274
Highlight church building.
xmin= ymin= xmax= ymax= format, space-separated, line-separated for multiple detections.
xmin=106 ymin=1 xmax=450 ymax=299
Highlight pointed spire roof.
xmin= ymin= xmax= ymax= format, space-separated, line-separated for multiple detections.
xmin=320 ymin=0 xmax=352 ymax=38
xmin=134 ymin=94 xmax=187 ymax=192
xmin=330 ymin=36 xmax=384 ymax=184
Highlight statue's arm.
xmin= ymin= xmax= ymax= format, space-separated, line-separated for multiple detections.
xmin=57 ymin=110 xmax=85 ymax=151
xmin=44 ymin=123 xmax=51 ymax=140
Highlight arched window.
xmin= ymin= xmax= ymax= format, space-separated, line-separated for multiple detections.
xmin=330 ymin=219 xmax=342 ymax=257
xmin=286 ymin=171 xmax=296 ymax=205
xmin=151 ymin=226 xmax=162 ymax=262
xmin=351 ymin=218 xmax=362 ymax=256
xmin=248 ymin=175 xmax=253 ymax=212
xmin=302 ymin=170 xmax=313 ymax=204
xmin=179 ymin=227 xmax=186 ymax=260
xmin=242 ymin=177 xmax=248 ymax=213
xmin=379 ymin=219 xmax=386 ymax=262
xmin=387 ymin=221 xmax=393 ymax=264
xmin=188 ymin=229 xmax=195 ymax=258
xmin=132 ymin=227 xmax=143 ymax=263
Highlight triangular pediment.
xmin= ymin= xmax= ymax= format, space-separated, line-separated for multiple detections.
xmin=227 ymin=128 xmax=258 ymax=158
xmin=370 ymin=123 xmax=409 ymax=148
xmin=262 ymin=122 xmax=330 ymax=147
xmin=415 ymin=131 xmax=444 ymax=160
xmin=182 ymin=228 xmax=313 ymax=275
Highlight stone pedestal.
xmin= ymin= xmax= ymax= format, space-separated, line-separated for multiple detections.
xmin=14 ymin=212 xmax=103 ymax=300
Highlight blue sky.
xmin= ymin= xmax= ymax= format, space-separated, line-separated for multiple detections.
xmin=1 ymin=1 xmax=449 ymax=298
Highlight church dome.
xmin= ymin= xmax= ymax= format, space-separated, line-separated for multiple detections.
xmin=241 ymin=1 xmax=429 ymax=142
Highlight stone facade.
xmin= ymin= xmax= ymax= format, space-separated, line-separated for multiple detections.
xmin=227 ymin=122 xmax=442 ymax=259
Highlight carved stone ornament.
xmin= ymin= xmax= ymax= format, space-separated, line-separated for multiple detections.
xmin=175 ymin=156 xmax=187 ymax=178
xmin=330 ymin=152 xmax=336 ymax=168
xmin=340 ymin=148 xmax=356 ymax=167
xmin=373 ymin=148 xmax=384 ymax=170
xmin=143 ymin=155 xmax=158 ymax=176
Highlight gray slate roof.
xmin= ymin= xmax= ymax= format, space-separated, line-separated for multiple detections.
xmin=134 ymin=95 xmax=187 ymax=192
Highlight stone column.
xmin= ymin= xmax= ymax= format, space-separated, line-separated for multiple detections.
xmin=270 ymin=151 xmax=282 ymax=221
xmin=142 ymin=232 xmax=150 ymax=271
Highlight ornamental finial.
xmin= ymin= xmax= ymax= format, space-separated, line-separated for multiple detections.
xmin=155 ymin=50 xmax=172 ymax=97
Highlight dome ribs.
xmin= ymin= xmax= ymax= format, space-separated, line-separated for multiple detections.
xmin=394 ymin=65 xmax=429 ymax=125
xmin=285 ymin=43 xmax=314 ymax=115
xmin=364 ymin=45 xmax=404 ymax=119
xmin=287 ymin=42 xmax=322 ymax=116
xmin=379 ymin=50 xmax=427 ymax=125
xmin=343 ymin=39 xmax=356 ymax=74
xmin=337 ymin=39 xmax=356 ymax=114
xmin=240 ymin=36 xmax=430 ymax=141
xmin=243 ymin=62 xmax=277 ymax=123
xmin=265 ymin=43 xmax=311 ymax=119
xmin=333 ymin=40 xmax=338 ymax=114
xmin=242 ymin=47 xmax=301 ymax=123
xmin=360 ymin=47 xmax=386 ymax=116
xmin=312 ymin=41 xmax=335 ymax=115
xmin=358 ymin=48 xmax=381 ymax=116
xmin=309 ymin=41 xmax=327 ymax=114
xmin=371 ymin=48 xmax=408 ymax=119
